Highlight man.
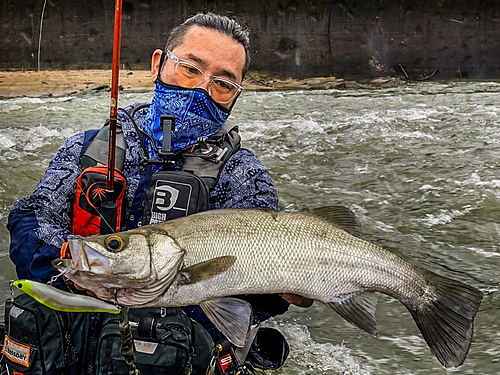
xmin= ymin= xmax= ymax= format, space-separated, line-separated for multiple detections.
xmin=7 ymin=12 xmax=311 ymax=374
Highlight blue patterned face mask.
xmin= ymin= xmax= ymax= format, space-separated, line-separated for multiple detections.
xmin=142 ymin=81 xmax=230 ymax=156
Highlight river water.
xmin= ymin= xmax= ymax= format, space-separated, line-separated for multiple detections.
xmin=1 ymin=82 xmax=499 ymax=374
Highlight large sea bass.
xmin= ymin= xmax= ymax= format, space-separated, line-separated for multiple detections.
xmin=54 ymin=207 xmax=482 ymax=368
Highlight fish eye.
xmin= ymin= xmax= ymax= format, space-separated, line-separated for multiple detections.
xmin=104 ymin=235 xmax=126 ymax=252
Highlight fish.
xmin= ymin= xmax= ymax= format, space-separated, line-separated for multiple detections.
xmin=53 ymin=206 xmax=482 ymax=368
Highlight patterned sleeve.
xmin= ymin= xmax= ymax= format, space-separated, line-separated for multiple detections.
xmin=7 ymin=133 xmax=85 ymax=284
xmin=210 ymin=148 xmax=279 ymax=210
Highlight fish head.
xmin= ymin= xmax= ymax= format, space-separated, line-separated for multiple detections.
xmin=58 ymin=227 xmax=185 ymax=292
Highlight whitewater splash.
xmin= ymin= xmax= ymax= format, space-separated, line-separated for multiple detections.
xmin=262 ymin=319 xmax=370 ymax=375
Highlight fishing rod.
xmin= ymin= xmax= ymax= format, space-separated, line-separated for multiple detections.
xmin=100 ymin=0 xmax=123 ymax=235
xmin=99 ymin=4 xmax=139 ymax=373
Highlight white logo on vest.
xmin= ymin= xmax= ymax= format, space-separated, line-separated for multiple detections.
xmin=149 ymin=179 xmax=193 ymax=224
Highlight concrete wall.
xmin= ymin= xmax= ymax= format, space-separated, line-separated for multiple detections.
xmin=1 ymin=0 xmax=499 ymax=80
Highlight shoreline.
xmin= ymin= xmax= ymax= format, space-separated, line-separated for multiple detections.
xmin=0 ymin=69 xmax=414 ymax=99
xmin=0 ymin=70 xmax=155 ymax=99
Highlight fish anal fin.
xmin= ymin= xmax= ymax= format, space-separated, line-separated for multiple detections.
xmin=180 ymin=256 xmax=236 ymax=285
xmin=326 ymin=293 xmax=378 ymax=336
xmin=305 ymin=206 xmax=363 ymax=239
xmin=200 ymin=298 xmax=253 ymax=347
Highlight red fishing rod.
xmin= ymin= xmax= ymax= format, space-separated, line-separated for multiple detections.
xmin=100 ymin=0 xmax=123 ymax=234
xmin=100 ymin=9 xmax=139 ymax=374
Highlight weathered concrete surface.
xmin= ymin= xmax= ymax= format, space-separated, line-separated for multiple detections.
xmin=1 ymin=0 xmax=499 ymax=80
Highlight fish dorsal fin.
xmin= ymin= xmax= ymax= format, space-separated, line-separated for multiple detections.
xmin=179 ymin=256 xmax=236 ymax=284
xmin=305 ymin=206 xmax=363 ymax=239
xmin=326 ymin=293 xmax=378 ymax=336
xmin=200 ymin=298 xmax=253 ymax=347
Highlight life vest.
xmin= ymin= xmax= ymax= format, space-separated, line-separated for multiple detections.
xmin=71 ymin=104 xmax=241 ymax=235
xmin=139 ymin=116 xmax=241 ymax=226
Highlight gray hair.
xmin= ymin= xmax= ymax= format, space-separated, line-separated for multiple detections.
xmin=165 ymin=13 xmax=251 ymax=78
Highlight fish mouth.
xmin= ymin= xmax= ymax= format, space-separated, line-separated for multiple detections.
xmin=67 ymin=237 xmax=83 ymax=263
xmin=67 ymin=237 xmax=111 ymax=273
xmin=61 ymin=237 xmax=151 ymax=289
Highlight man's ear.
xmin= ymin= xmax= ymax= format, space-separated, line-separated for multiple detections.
xmin=151 ymin=49 xmax=164 ymax=83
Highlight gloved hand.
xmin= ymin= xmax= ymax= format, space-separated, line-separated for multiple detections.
xmin=59 ymin=242 xmax=79 ymax=289
xmin=60 ymin=242 xmax=71 ymax=259
xmin=280 ymin=293 xmax=313 ymax=307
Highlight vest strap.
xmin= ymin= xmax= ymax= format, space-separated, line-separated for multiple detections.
xmin=80 ymin=119 xmax=128 ymax=170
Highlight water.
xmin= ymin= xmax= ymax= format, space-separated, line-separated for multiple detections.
xmin=1 ymin=82 xmax=499 ymax=374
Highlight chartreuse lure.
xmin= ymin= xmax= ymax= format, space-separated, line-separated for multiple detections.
xmin=12 ymin=280 xmax=120 ymax=314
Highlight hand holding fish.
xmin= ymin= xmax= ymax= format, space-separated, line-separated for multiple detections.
xmin=280 ymin=293 xmax=314 ymax=307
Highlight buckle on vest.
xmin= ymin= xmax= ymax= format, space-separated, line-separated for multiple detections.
xmin=197 ymin=137 xmax=228 ymax=163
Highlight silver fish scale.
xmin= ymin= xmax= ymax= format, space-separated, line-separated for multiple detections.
xmin=154 ymin=209 xmax=429 ymax=307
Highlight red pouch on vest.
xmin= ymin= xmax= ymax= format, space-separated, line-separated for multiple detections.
xmin=72 ymin=165 xmax=126 ymax=237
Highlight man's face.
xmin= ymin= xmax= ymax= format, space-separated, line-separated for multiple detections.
xmin=152 ymin=25 xmax=246 ymax=108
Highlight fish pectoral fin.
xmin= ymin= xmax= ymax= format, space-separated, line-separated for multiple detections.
xmin=200 ymin=298 xmax=253 ymax=348
xmin=179 ymin=256 xmax=236 ymax=285
xmin=326 ymin=293 xmax=378 ymax=336
xmin=305 ymin=206 xmax=363 ymax=239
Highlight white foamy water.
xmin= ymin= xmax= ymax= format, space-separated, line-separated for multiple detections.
xmin=263 ymin=319 xmax=371 ymax=375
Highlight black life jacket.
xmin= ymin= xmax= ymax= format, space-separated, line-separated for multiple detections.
xmin=134 ymin=107 xmax=241 ymax=226
xmin=72 ymin=104 xmax=241 ymax=234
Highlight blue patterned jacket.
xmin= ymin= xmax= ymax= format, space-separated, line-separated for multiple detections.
xmin=7 ymin=102 xmax=286 ymax=322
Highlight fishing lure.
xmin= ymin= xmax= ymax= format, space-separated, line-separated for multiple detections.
xmin=12 ymin=279 xmax=120 ymax=314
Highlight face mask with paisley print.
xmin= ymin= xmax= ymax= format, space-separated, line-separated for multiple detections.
xmin=142 ymin=80 xmax=230 ymax=157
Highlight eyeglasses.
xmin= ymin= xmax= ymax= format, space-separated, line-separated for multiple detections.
xmin=165 ymin=50 xmax=243 ymax=105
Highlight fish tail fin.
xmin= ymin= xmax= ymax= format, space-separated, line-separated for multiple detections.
xmin=406 ymin=271 xmax=482 ymax=368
